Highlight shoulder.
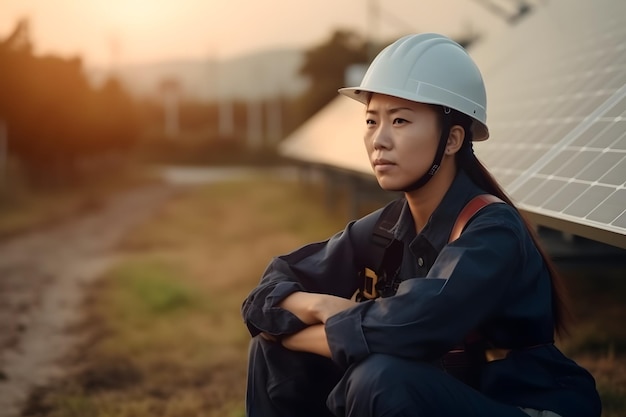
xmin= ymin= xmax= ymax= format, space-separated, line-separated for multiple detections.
xmin=462 ymin=199 xmax=532 ymax=255
xmin=347 ymin=198 xmax=405 ymax=248
xmin=471 ymin=199 xmax=525 ymax=232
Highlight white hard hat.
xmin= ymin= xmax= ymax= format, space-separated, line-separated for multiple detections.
xmin=339 ymin=33 xmax=489 ymax=141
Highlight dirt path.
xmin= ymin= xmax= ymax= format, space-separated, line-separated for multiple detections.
xmin=0 ymin=183 xmax=176 ymax=417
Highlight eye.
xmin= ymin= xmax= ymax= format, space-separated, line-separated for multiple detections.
xmin=365 ymin=119 xmax=376 ymax=126
xmin=393 ymin=118 xmax=408 ymax=125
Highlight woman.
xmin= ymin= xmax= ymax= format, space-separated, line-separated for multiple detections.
xmin=241 ymin=33 xmax=601 ymax=417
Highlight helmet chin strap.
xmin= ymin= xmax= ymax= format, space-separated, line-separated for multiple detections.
xmin=403 ymin=107 xmax=452 ymax=192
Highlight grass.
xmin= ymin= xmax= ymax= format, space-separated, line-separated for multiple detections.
xmin=22 ymin=175 xmax=345 ymax=417
xmin=20 ymin=175 xmax=626 ymax=416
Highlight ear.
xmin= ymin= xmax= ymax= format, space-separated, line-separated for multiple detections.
xmin=445 ymin=125 xmax=465 ymax=155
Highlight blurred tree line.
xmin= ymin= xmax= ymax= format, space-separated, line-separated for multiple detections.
xmin=0 ymin=17 xmax=476 ymax=186
xmin=0 ymin=19 xmax=138 ymax=186
xmin=0 ymin=20 xmax=372 ymax=177
xmin=296 ymin=30 xmax=369 ymax=122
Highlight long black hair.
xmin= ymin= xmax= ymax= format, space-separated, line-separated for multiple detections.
xmin=444 ymin=108 xmax=573 ymax=337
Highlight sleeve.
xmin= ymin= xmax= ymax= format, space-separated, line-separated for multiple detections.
xmin=241 ymin=208 xmax=382 ymax=338
xmin=325 ymin=204 xmax=527 ymax=369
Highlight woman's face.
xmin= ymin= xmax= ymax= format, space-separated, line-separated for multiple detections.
xmin=364 ymin=94 xmax=441 ymax=191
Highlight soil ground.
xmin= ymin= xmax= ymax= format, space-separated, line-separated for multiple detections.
xmin=0 ymin=183 xmax=176 ymax=417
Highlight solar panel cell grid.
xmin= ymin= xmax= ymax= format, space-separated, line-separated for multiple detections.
xmin=614 ymin=135 xmax=626 ymax=151
xmin=589 ymin=121 xmax=625 ymax=148
xmin=562 ymin=185 xmax=614 ymax=218
xmin=613 ymin=210 xmax=626 ymax=228
xmin=555 ymin=151 xmax=601 ymax=178
xmin=604 ymin=96 xmax=626 ymax=117
xmin=587 ymin=189 xmax=626 ymax=224
xmin=543 ymin=182 xmax=589 ymax=212
xmin=570 ymin=122 xmax=611 ymax=147
xmin=524 ymin=179 xmax=569 ymax=207
xmin=511 ymin=177 xmax=545 ymax=203
xmin=600 ymin=157 xmax=626 ymax=186
xmin=475 ymin=0 xmax=626 ymax=245
xmin=579 ymin=153 xmax=623 ymax=183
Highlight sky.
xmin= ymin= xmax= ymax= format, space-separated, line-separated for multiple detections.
xmin=0 ymin=0 xmax=516 ymax=68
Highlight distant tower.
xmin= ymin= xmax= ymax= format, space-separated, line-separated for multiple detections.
xmin=219 ymin=98 xmax=234 ymax=138
xmin=266 ymin=91 xmax=282 ymax=146
xmin=159 ymin=78 xmax=181 ymax=137
xmin=216 ymin=61 xmax=234 ymax=138
xmin=247 ymin=100 xmax=263 ymax=150
xmin=247 ymin=65 xmax=264 ymax=150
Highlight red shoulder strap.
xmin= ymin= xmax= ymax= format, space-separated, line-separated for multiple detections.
xmin=449 ymin=194 xmax=504 ymax=243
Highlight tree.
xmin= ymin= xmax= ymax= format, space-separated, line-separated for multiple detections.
xmin=0 ymin=19 xmax=139 ymax=185
xmin=297 ymin=29 xmax=369 ymax=120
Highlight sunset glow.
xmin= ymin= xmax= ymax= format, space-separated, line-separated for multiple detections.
xmin=0 ymin=0 xmax=508 ymax=67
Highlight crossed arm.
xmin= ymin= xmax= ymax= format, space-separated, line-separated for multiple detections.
xmin=265 ymin=292 xmax=356 ymax=357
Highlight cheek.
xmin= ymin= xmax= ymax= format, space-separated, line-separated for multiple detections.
xmin=396 ymin=130 xmax=438 ymax=162
xmin=363 ymin=132 xmax=373 ymax=151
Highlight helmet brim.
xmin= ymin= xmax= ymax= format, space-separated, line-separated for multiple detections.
xmin=338 ymin=86 xmax=489 ymax=141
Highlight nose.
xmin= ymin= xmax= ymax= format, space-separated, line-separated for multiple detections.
xmin=372 ymin=123 xmax=392 ymax=150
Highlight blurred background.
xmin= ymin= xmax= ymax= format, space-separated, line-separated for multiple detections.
xmin=0 ymin=0 xmax=515 ymax=182
xmin=0 ymin=1 xmax=624 ymax=416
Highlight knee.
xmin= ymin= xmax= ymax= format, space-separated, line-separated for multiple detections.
xmin=341 ymin=355 xmax=442 ymax=414
xmin=345 ymin=354 xmax=434 ymax=393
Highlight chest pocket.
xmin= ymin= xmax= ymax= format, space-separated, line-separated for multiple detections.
xmin=355 ymin=194 xmax=504 ymax=302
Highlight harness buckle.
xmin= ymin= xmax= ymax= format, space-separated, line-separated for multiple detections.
xmin=362 ymin=267 xmax=379 ymax=299
xmin=485 ymin=348 xmax=511 ymax=362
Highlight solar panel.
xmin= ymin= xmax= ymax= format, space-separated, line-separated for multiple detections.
xmin=279 ymin=95 xmax=371 ymax=175
xmin=279 ymin=0 xmax=626 ymax=249
xmin=471 ymin=0 xmax=626 ymax=248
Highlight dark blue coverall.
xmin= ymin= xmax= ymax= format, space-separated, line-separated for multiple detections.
xmin=242 ymin=170 xmax=601 ymax=417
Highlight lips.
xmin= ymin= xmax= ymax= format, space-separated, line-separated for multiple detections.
xmin=373 ymin=158 xmax=395 ymax=166
xmin=372 ymin=158 xmax=396 ymax=173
